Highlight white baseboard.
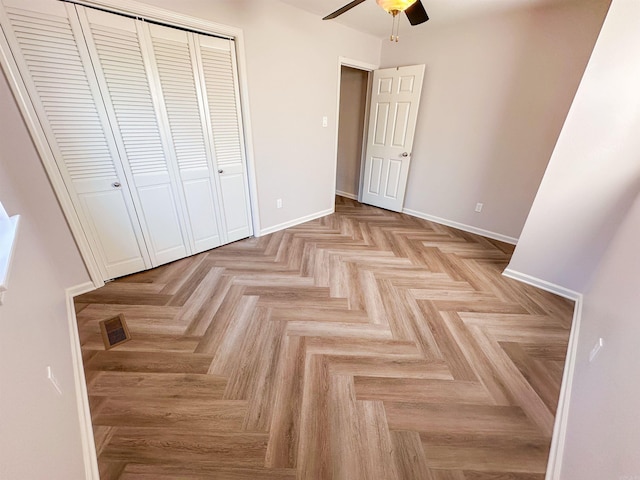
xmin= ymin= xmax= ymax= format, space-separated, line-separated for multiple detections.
xmin=65 ymin=282 xmax=99 ymax=480
xmin=501 ymin=269 xmax=583 ymax=479
xmin=336 ymin=190 xmax=358 ymax=200
xmin=502 ymin=268 xmax=581 ymax=301
xmin=258 ymin=208 xmax=334 ymax=236
xmin=66 ymin=281 xmax=95 ymax=298
xmin=545 ymin=294 xmax=583 ymax=480
xmin=402 ymin=208 xmax=519 ymax=245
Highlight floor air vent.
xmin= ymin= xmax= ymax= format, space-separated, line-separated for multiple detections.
xmin=99 ymin=314 xmax=131 ymax=350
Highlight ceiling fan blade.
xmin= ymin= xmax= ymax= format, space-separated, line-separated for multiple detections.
xmin=405 ymin=0 xmax=429 ymax=25
xmin=323 ymin=0 xmax=368 ymax=20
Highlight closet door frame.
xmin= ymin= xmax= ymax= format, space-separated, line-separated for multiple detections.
xmin=0 ymin=0 xmax=261 ymax=288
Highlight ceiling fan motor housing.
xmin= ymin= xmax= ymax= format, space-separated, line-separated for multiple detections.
xmin=322 ymin=0 xmax=429 ymax=28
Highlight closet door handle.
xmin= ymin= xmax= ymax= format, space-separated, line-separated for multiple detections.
xmin=218 ymin=169 xmax=224 ymax=174
xmin=112 ymin=182 xmax=121 ymax=188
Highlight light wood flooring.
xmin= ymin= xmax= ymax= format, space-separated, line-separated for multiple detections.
xmin=75 ymin=196 xmax=574 ymax=480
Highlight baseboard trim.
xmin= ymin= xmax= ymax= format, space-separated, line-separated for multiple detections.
xmin=501 ymin=269 xmax=583 ymax=479
xmin=66 ymin=281 xmax=95 ymax=298
xmin=545 ymin=293 xmax=583 ymax=479
xmin=402 ymin=208 xmax=519 ymax=245
xmin=502 ymin=268 xmax=581 ymax=301
xmin=258 ymin=208 xmax=334 ymax=236
xmin=65 ymin=282 xmax=99 ymax=480
xmin=336 ymin=190 xmax=358 ymax=200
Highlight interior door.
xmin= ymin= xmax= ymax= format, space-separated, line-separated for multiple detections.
xmin=361 ymin=65 xmax=425 ymax=212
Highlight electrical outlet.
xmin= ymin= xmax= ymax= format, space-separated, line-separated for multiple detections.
xmin=322 ymin=116 xmax=328 ymax=128
xmin=475 ymin=203 xmax=483 ymax=213
xmin=47 ymin=366 xmax=62 ymax=395
xmin=276 ymin=198 xmax=283 ymax=209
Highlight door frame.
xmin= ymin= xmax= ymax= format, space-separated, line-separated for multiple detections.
xmin=0 ymin=0 xmax=261 ymax=288
xmin=333 ymin=57 xmax=378 ymax=204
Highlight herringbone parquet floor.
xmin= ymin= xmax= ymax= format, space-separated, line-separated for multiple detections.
xmin=75 ymin=196 xmax=574 ymax=480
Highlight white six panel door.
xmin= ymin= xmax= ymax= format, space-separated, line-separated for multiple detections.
xmin=361 ymin=65 xmax=425 ymax=212
xmin=0 ymin=0 xmax=150 ymax=279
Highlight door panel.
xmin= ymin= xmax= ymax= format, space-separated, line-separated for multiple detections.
xmin=76 ymin=6 xmax=190 ymax=266
xmin=136 ymin=183 xmax=187 ymax=265
xmin=385 ymin=159 xmax=403 ymax=199
xmin=0 ymin=0 xmax=150 ymax=279
xmin=367 ymin=156 xmax=384 ymax=195
xmin=182 ymin=173 xmax=222 ymax=252
xmin=79 ymin=185 xmax=146 ymax=279
xmin=373 ymin=103 xmax=390 ymax=145
xmin=392 ymin=102 xmax=411 ymax=147
xmin=361 ymin=65 xmax=425 ymax=212
xmin=218 ymin=165 xmax=250 ymax=242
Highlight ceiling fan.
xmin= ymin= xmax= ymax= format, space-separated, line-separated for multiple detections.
xmin=323 ymin=0 xmax=429 ymax=41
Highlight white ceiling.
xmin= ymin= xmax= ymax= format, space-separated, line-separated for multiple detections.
xmin=279 ymin=0 xmax=568 ymax=38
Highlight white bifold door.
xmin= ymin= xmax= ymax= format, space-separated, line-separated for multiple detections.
xmin=0 ymin=0 xmax=252 ymax=281
xmin=361 ymin=65 xmax=425 ymax=212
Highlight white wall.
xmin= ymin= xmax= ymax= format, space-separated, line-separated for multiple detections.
xmin=379 ymin=0 xmax=609 ymax=240
xmin=0 ymin=70 xmax=90 ymax=479
xmin=336 ymin=66 xmax=368 ymax=198
xmin=503 ymin=1 xmax=640 ymax=475
xmin=134 ymin=0 xmax=381 ymax=231
xmin=561 ymin=193 xmax=640 ymax=479
xmin=507 ymin=0 xmax=640 ymax=293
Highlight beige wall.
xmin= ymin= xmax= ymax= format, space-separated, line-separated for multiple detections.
xmin=336 ymin=66 xmax=368 ymax=198
xmin=0 ymin=70 xmax=90 ymax=478
xmin=561 ymin=194 xmax=640 ymax=479
xmin=506 ymin=1 xmax=640 ymax=475
xmin=378 ymin=0 xmax=609 ymax=240
xmin=507 ymin=0 xmax=639 ymax=293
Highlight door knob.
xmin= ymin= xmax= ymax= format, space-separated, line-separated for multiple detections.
xmin=112 ymin=182 xmax=121 ymax=188
xmin=218 ymin=169 xmax=224 ymax=174
xmin=401 ymin=152 xmax=410 ymax=157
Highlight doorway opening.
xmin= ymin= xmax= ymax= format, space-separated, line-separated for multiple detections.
xmin=335 ymin=64 xmax=371 ymax=203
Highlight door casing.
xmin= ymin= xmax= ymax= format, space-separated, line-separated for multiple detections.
xmin=334 ymin=57 xmax=379 ymax=206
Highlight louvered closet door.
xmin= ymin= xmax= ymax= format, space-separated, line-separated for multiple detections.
xmin=75 ymin=6 xmax=190 ymax=267
xmin=196 ymin=35 xmax=252 ymax=243
xmin=143 ymin=23 xmax=223 ymax=253
xmin=0 ymin=0 xmax=150 ymax=280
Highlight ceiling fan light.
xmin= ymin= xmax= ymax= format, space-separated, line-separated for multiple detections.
xmin=375 ymin=0 xmax=418 ymax=14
